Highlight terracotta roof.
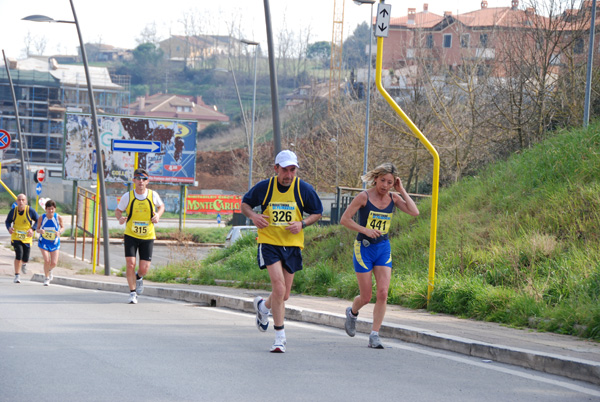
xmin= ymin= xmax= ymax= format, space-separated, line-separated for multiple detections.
xmin=127 ymin=94 xmax=229 ymax=123
xmin=390 ymin=11 xmax=444 ymax=29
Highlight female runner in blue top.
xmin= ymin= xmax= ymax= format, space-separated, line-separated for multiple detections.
xmin=340 ymin=163 xmax=419 ymax=349
xmin=36 ymin=199 xmax=64 ymax=286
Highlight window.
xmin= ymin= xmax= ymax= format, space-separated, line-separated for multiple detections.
xmin=426 ymin=34 xmax=434 ymax=48
xmin=461 ymin=34 xmax=470 ymax=48
xmin=480 ymin=33 xmax=489 ymax=48
xmin=574 ymin=37 xmax=584 ymax=54
xmin=443 ymin=34 xmax=452 ymax=48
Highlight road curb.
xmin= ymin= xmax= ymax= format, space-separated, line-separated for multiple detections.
xmin=32 ymin=273 xmax=600 ymax=385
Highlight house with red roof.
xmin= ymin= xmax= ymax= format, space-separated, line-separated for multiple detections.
xmin=127 ymin=94 xmax=229 ymax=131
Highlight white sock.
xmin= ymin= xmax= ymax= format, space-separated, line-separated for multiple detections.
xmin=259 ymin=300 xmax=270 ymax=315
xmin=371 ymin=331 xmax=379 ymax=337
xmin=275 ymin=329 xmax=286 ymax=339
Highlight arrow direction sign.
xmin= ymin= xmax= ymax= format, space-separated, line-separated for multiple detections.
xmin=375 ymin=3 xmax=391 ymax=38
xmin=112 ymin=139 xmax=162 ymax=153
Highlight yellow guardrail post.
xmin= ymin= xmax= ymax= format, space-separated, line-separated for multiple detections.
xmin=373 ymin=6 xmax=440 ymax=304
xmin=0 ymin=160 xmax=17 ymax=200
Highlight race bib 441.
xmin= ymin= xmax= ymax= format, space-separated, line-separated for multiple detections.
xmin=366 ymin=211 xmax=392 ymax=235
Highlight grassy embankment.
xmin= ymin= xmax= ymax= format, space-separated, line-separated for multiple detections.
xmin=148 ymin=123 xmax=600 ymax=340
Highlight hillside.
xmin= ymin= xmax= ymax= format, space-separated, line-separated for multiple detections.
xmin=194 ymin=149 xmax=246 ymax=191
xmin=149 ymin=122 xmax=600 ymax=340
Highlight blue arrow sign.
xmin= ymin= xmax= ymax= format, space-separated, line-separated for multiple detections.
xmin=36 ymin=183 xmax=42 ymax=196
xmin=112 ymin=139 xmax=162 ymax=153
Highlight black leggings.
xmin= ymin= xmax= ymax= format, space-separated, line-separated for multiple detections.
xmin=123 ymin=235 xmax=154 ymax=261
xmin=12 ymin=241 xmax=31 ymax=262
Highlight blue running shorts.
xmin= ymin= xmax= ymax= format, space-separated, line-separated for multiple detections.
xmin=257 ymin=243 xmax=303 ymax=274
xmin=353 ymin=239 xmax=392 ymax=273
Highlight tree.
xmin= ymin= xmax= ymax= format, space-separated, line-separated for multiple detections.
xmin=307 ymin=41 xmax=331 ymax=68
xmin=343 ymin=22 xmax=372 ymax=70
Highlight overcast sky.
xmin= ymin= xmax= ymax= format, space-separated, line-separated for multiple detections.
xmin=0 ymin=0 xmax=506 ymax=60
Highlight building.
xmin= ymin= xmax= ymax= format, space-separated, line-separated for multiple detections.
xmin=84 ymin=43 xmax=133 ymax=63
xmin=159 ymin=35 xmax=241 ymax=68
xmin=126 ymin=93 xmax=229 ymax=131
xmin=364 ymin=1 xmax=600 ymax=87
xmin=0 ymin=57 xmax=130 ymax=164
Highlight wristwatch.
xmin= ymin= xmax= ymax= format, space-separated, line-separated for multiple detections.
xmin=301 ymin=220 xmax=307 ymax=229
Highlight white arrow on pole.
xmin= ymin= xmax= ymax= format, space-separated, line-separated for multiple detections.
xmin=112 ymin=139 xmax=162 ymax=153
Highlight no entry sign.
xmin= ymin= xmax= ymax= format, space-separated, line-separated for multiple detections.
xmin=35 ymin=168 xmax=46 ymax=183
xmin=0 ymin=129 xmax=11 ymax=150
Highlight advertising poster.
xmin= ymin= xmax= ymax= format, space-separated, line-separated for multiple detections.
xmin=64 ymin=114 xmax=197 ymax=184
xmin=186 ymin=195 xmax=242 ymax=215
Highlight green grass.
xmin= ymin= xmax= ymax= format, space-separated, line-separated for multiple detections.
xmin=122 ymin=121 xmax=600 ymax=340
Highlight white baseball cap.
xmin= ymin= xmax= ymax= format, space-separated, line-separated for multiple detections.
xmin=275 ymin=150 xmax=299 ymax=168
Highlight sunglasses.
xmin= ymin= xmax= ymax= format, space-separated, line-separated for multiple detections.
xmin=134 ymin=176 xmax=149 ymax=181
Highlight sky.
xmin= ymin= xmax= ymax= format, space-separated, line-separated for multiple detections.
xmin=0 ymin=0 xmax=506 ymax=60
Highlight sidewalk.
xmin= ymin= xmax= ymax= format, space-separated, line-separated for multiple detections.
xmin=2 ymin=241 xmax=599 ymax=386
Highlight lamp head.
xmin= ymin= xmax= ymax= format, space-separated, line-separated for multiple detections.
xmin=22 ymin=15 xmax=56 ymax=23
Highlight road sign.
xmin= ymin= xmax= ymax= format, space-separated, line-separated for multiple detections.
xmin=375 ymin=3 xmax=391 ymax=38
xmin=36 ymin=183 xmax=42 ymax=196
xmin=112 ymin=139 xmax=162 ymax=153
xmin=35 ymin=168 xmax=46 ymax=183
xmin=0 ymin=129 xmax=11 ymax=149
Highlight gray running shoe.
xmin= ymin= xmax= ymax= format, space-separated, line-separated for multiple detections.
xmin=253 ymin=296 xmax=269 ymax=332
xmin=345 ymin=307 xmax=357 ymax=337
xmin=135 ymin=277 xmax=144 ymax=294
xmin=14 ymin=274 xmax=20 ymax=284
xmin=43 ymin=277 xmax=50 ymax=286
xmin=368 ymin=333 xmax=384 ymax=349
xmin=21 ymin=264 xmax=27 ymax=274
xmin=128 ymin=292 xmax=138 ymax=304
xmin=270 ymin=338 xmax=286 ymax=353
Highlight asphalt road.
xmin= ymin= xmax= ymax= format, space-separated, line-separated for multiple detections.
xmin=2 ymin=279 xmax=599 ymax=402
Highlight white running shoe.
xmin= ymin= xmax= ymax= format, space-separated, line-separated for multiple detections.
xmin=43 ymin=277 xmax=50 ymax=286
xmin=128 ymin=293 xmax=138 ymax=304
xmin=21 ymin=264 xmax=27 ymax=274
xmin=345 ymin=307 xmax=357 ymax=337
xmin=14 ymin=274 xmax=20 ymax=284
xmin=49 ymin=270 xmax=53 ymax=281
xmin=270 ymin=338 xmax=286 ymax=353
xmin=135 ymin=278 xmax=144 ymax=294
xmin=368 ymin=333 xmax=384 ymax=349
xmin=253 ymin=296 xmax=269 ymax=332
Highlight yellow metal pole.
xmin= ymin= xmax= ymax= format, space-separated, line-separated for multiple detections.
xmin=0 ymin=161 xmax=17 ymax=200
xmin=374 ymin=36 xmax=441 ymax=305
xmin=92 ymin=173 xmax=100 ymax=274
xmin=134 ymin=152 xmax=139 ymax=190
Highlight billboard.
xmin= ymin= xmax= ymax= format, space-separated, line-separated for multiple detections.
xmin=186 ymin=195 xmax=242 ymax=215
xmin=63 ymin=114 xmax=197 ymax=184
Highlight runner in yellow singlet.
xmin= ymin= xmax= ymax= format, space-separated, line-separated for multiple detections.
xmin=115 ymin=168 xmax=165 ymax=304
xmin=5 ymin=194 xmax=39 ymax=283
xmin=242 ymin=150 xmax=323 ymax=353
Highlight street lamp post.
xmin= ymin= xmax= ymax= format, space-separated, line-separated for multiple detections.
xmin=583 ymin=0 xmax=597 ymax=128
xmin=354 ymin=0 xmax=375 ymax=188
xmin=23 ymin=0 xmax=111 ymax=275
xmin=241 ymin=39 xmax=259 ymax=191
xmin=2 ymin=50 xmax=28 ymax=198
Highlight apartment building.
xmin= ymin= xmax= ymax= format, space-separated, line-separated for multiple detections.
xmin=376 ymin=1 xmax=600 ymax=85
xmin=0 ymin=57 xmax=129 ymax=164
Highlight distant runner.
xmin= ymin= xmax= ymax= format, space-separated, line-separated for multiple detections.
xmin=5 ymin=194 xmax=39 ymax=284
xmin=36 ymin=199 xmax=65 ymax=286
xmin=115 ymin=168 xmax=164 ymax=304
